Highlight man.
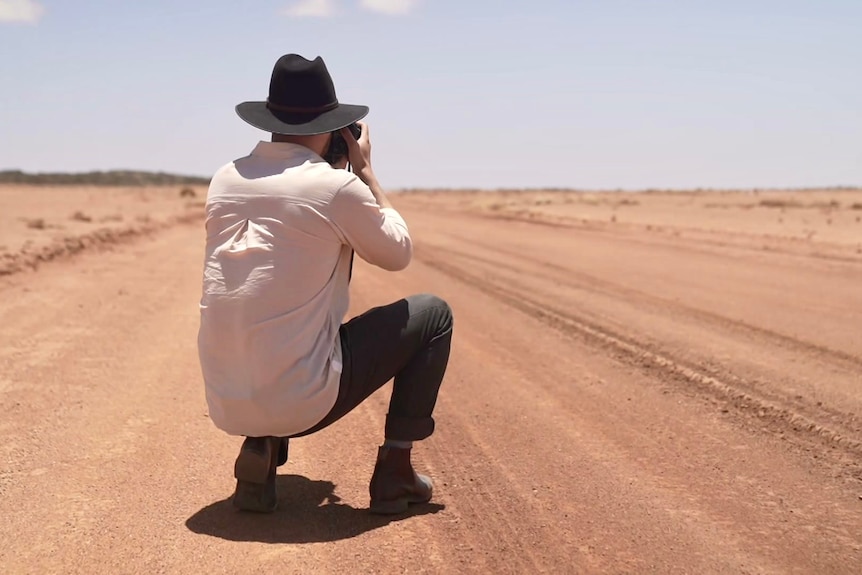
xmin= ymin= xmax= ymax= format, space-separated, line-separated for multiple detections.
xmin=197 ymin=54 xmax=453 ymax=514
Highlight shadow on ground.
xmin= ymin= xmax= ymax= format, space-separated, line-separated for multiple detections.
xmin=185 ymin=473 xmax=444 ymax=543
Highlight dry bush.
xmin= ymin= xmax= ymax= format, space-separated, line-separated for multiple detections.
xmin=850 ymin=203 xmax=862 ymax=210
xmin=71 ymin=211 xmax=92 ymax=222
xmin=759 ymin=199 xmax=802 ymax=209
xmin=25 ymin=218 xmax=46 ymax=229
xmin=809 ymin=200 xmax=840 ymax=209
xmin=180 ymin=187 xmax=197 ymax=198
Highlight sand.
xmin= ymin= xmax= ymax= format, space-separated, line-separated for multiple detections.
xmin=1 ymin=185 xmax=861 ymax=574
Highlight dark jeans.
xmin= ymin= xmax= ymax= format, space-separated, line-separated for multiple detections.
xmin=290 ymin=293 xmax=453 ymax=442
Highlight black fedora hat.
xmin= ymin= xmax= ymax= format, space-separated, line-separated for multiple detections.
xmin=236 ymin=54 xmax=368 ymax=136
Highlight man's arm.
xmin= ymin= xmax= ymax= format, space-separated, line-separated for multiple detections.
xmin=327 ymin=121 xmax=411 ymax=271
xmin=342 ymin=121 xmax=392 ymax=209
xmin=329 ymin=177 xmax=412 ymax=271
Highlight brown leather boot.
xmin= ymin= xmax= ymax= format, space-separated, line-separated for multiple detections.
xmin=232 ymin=436 xmax=284 ymax=513
xmin=369 ymin=446 xmax=433 ymax=514
xmin=275 ymin=437 xmax=289 ymax=467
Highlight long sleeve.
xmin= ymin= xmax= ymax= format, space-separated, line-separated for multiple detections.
xmin=328 ymin=175 xmax=413 ymax=271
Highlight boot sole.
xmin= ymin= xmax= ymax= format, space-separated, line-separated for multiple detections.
xmin=369 ymin=492 xmax=433 ymax=515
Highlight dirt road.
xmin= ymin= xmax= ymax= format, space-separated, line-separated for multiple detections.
xmin=1 ymin=191 xmax=861 ymax=573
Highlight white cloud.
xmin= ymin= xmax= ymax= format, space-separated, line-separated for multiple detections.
xmin=283 ymin=0 xmax=337 ymax=18
xmin=0 ymin=0 xmax=44 ymax=24
xmin=359 ymin=0 xmax=419 ymax=16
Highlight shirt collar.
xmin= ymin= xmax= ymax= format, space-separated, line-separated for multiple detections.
xmin=249 ymin=141 xmax=324 ymax=162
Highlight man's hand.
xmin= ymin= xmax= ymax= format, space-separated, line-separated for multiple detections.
xmin=342 ymin=121 xmax=372 ymax=179
xmin=342 ymin=121 xmax=392 ymax=209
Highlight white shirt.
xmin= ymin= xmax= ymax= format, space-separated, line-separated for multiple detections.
xmin=197 ymin=141 xmax=412 ymax=437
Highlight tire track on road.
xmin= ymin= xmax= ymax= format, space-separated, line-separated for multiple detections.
xmin=422 ymin=238 xmax=862 ymax=453
xmin=435 ymin=234 xmax=862 ymax=373
xmin=415 ymin=246 xmax=862 ymax=479
xmin=416 ymin=201 xmax=862 ymax=265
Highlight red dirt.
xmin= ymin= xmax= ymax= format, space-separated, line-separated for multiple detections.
xmin=1 ymin=187 xmax=861 ymax=573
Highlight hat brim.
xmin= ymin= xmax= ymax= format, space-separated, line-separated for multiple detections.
xmin=235 ymin=101 xmax=369 ymax=136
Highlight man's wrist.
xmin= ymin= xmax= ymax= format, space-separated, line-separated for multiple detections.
xmin=358 ymin=169 xmax=391 ymax=208
xmin=357 ymin=167 xmax=377 ymax=187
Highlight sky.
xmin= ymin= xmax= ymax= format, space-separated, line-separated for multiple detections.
xmin=0 ymin=0 xmax=860 ymax=189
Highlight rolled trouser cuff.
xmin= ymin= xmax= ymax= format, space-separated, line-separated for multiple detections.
xmin=385 ymin=414 xmax=435 ymax=441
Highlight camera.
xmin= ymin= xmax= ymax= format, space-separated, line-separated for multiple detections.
xmin=324 ymin=123 xmax=362 ymax=165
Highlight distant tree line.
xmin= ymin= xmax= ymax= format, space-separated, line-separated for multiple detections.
xmin=0 ymin=170 xmax=210 ymax=186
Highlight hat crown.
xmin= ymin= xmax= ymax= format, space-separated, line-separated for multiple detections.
xmin=268 ymin=54 xmax=338 ymax=110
